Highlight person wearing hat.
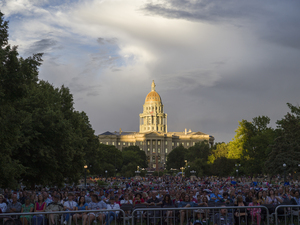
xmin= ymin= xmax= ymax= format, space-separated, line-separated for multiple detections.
xmin=45 ymin=195 xmax=64 ymax=225
xmin=63 ymin=193 xmax=77 ymax=224
xmin=105 ymin=196 xmax=120 ymax=225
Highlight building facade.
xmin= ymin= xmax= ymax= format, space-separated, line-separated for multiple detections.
xmin=98 ymin=81 xmax=214 ymax=169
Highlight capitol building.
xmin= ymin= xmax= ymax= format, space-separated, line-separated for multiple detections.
xmin=98 ymin=81 xmax=214 ymax=169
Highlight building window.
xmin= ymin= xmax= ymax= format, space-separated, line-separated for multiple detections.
xmin=172 ymin=142 xmax=174 ymax=146
xmin=140 ymin=147 xmax=143 ymax=151
xmin=106 ymin=142 xmax=109 ymax=145
xmin=100 ymin=142 xmax=103 ymax=144
xmin=182 ymin=142 xmax=184 ymax=146
xmin=152 ymin=156 xmax=155 ymax=161
xmin=147 ymin=148 xmax=150 ymax=152
xmin=128 ymin=143 xmax=131 ymax=146
xmin=153 ymin=164 xmax=156 ymax=168
xmin=187 ymin=142 xmax=189 ymax=146
xmin=177 ymin=142 xmax=179 ymax=146
xmin=165 ymin=141 xmax=168 ymax=145
xmin=158 ymin=141 xmax=160 ymax=145
xmin=193 ymin=142 xmax=195 ymax=146
xmin=165 ymin=148 xmax=168 ymax=153
xmin=153 ymin=148 xmax=156 ymax=153
xmin=118 ymin=142 xmax=120 ymax=146
xmin=140 ymin=142 xmax=143 ymax=145
xmin=152 ymin=140 xmax=155 ymax=146
xmin=147 ymin=141 xmax=150 ymax=145
xmin=158 ymin=148 xmax=160 ymax=153
xmin=112 ymin=142 xmax=115 ymax=145
xmin=123 ymin=142 xmax=126 ymax=146
xmin=133 ymin=142 xmax=135 ymax=146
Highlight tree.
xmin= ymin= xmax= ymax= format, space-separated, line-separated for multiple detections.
xmin=166 ymin=145 xmax=187 ymax=170
xmin=265 ymin=103 xmax=300 ymax=176
xmin=227 ymin=116 xmax=275 ymax=175
xmin=0 ymin=12 xmax=101 ymax=188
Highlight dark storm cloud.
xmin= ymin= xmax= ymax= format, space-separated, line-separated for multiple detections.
xmin=97 ymin=37 xmax=118 ymax=45
xmin=25 ymin=38 xmax=57 ymax=56
xmin=143 ymin=0 xmax=300 ymax=49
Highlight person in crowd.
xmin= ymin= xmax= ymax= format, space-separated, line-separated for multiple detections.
xmin=20 ymin=197 xmax=34 ymax=225
xmin=43 ymin=192 xmax=52 ymax=206
xmin=266 ymin=189 xmax=283 ymax=205
xmin=221 ymin=192 xmax=232 ymax=204
xmin=178 ymin=194 xmax=197 ymax=225
xmin=83 ymin=194 xmax=106 ymax=225
xmin=105 ymin=196 xmax=120 ymax=225
xmin=162 ymin=194 xmax=174 ymax=225
xmin=146 ymin=191 xmax=162 ymax=206
xmin=32 ymin=194 xmax=46 ymax=225
xmin=248 ymin=196 xmax=261 ymax=225
xmin=291 ymin=190 xmax=300 ymax=205
xmin=73 ymin=196 xmax=88 ymax=225
xmin=7 ymin=194 xmax=22 ymax=215
xmin=173 ymin=192 xmax=181 ymax=207
xmin=210 ymin=189 xmax=223 ymax=202
xmin=257 ymin=191 xmax=264 ymax=205
xmin=245 ymin=191 xmax=253 ymax=203
xmin=214 ymin=206 xmax=233 ymax=225
xmin=63 ymin=193 xmax=77 ymax=224
xmin=233 ymin=195 xmax=247 ymax=225
xmin=262 ymin=191 xmax=268 ymax=204
xmin=190 ymin=209 xmax=210 ymax=225
xmin=120 ymin=193 xmax=133 ymax=205
xmin=0 ymin=194 xmax=7 ymax=213
xmin=133 ymin=193 xmax=145 ymax=206
xmin=45 ymin=195 xmax=64 ymax=225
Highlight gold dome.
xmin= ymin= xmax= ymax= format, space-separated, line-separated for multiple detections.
xmin=145 ymin=91 xmax=161 ymax=102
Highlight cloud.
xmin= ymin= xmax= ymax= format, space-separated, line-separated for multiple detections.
xmin=2 ymin=0 xmax=300 ymax=143
xmin=24 ymin=38 xmax=57 ymax=56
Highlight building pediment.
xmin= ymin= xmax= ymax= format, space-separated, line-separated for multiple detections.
xmin=143 ymin=131 xmax=165 ymax=138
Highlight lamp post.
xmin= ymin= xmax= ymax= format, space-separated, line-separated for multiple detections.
xmin=283 ymin=163 xmax=286 ymax=183
xmin=235 ymin=164 xmax=241 ymax=178
xmin=180 ymin=167 xmax=185 ymax=177
xmin=105 ymin=170 xmax=108 ymax=180
xmin=84 ymin=165 xmax=88 ymax=188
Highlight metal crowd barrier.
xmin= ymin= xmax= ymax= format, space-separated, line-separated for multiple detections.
xmin=275 ymin=205 xmax=300 ymax=225
xmin=0 ymin=208 xmax=124 ymax=225
xmin=0 ymin=205 xmax=271 ymax=225
xmin=131 ymin=205 xmax=269 ymax=225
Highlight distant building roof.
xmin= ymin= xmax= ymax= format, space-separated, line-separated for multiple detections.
xmin=100 ymin=131 xmax=115 ymax=135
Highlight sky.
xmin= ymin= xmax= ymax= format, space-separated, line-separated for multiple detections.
xmin=1 ymin=0 xmax=300 ymax=143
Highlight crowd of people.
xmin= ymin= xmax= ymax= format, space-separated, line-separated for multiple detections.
xmin=1 ymin=175 xmax=300 ymax=225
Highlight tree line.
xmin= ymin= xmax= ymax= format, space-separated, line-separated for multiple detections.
xmin=166 ymin=104 xmax=300 ymax=178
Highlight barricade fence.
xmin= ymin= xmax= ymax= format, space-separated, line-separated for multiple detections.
xmin=275 ymin=205 xmax=300 ymax=225
xmin=132 ymin=206 xmax=269 ymax=225
xmin=0 ymin=208 xmax=124 ymax=225
xmin=0 ymin=206 xmax=271 ymax=225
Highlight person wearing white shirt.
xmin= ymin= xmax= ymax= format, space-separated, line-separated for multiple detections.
xmin=0 ymin=194 xmax=7 ymax=213
xmin=105 ymin=196 xmax=120 ymax=225
xmin=120 ymin=194 xmax=133 ymax=205
xmin=63 ymin=193 xmax=77 ymax=224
